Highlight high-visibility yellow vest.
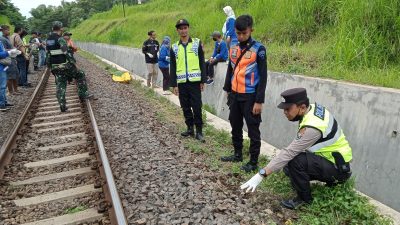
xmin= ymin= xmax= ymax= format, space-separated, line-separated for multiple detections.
xmin=299 ymin=103 xmax=352 ymax=164
xmin=172 ymin=38 xmax=201 ymax=83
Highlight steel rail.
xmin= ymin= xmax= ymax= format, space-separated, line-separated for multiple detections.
xmin=0 ymin=69 xmax=49 ymax=177
xmin=85 ymin=99 xmax=128 ymax=225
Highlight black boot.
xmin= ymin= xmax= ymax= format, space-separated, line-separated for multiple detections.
xmin=281 ymin=196 xmax=310 ymax=210
xmin=220 ymin=150 xmax=243 ymax=162
xmin=181 ymin=126 xmax=194 ymax=137
xmin=60 ymin=105 xmax=68 ymax=112
xmin=80 ymin=93 xmax=94 ymax=101
xmin=240 ymin=161 xmax=258 ymax=172
xmin=195 ymin=126 xmax=205 ymax=143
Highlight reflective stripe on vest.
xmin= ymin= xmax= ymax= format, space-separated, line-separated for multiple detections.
xmin=299 ymin=103 xmax=352 ymax=164
xmin=229 ymin=41 xmax=261 ymax=93
xmin=50 ymin=49 xmax=64 ymax=55
xmin=173 ymin=38 xmax=201 ymax=83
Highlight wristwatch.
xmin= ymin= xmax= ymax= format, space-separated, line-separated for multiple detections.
xmin=259 ymin=168 xmax=268 ymax=177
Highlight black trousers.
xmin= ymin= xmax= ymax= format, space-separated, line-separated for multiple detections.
xmin=205 ymin=58 xmax=225 ymax=79
xmin=285 ymin=152 xmax=351 ymax=202
xmin=160 ymin=67 xmax=170 ymax=91
xmin=178 ymin=82 xmax=203 ymax=128
xmin=228 ymin=93 xmax=261 ymax=163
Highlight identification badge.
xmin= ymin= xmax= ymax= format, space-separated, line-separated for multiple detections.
xmin=231 ymin=49 xmax=238 ymax=58
xmin=244 ymin=51 xmax=252 ymax=59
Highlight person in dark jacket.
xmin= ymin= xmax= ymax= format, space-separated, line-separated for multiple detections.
xmin=158 ymin=36 xmax=171 ymax=95
xmin=142 ymin=30 xmax=160 ymax=88
xmin=220 ymin=15 xmax=268 ymax=172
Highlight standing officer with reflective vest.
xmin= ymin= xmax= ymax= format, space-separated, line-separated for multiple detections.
xmin=240 ymin=88 xmax=352 ymax=210
xmin=46 ymin=21 xmax=91 ymax=112
xmin=170 ymin=19 xmax=206 ymax=142
xmin=221 ymin=15 xmax=268 ymax=173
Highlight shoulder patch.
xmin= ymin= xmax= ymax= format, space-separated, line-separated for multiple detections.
xmin=314 ymin=103 xmax=325 ymax=120
xmin=258 ymin=49 xmax=266 ymax=59
xmin=296 ymin=128 xmax=306 ymax=140
xmin=244 ymin=51 xmax=252 ymax=59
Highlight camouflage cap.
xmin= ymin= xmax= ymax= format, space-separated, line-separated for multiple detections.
xmin=52 ymin=21 xmax=63 ymax=30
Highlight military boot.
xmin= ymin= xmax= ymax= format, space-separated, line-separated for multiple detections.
xmin=220 ymin=149 xmax=243 ymax=162
xmin=181 ymin=126 xmax=194 ymax=137
xmin=60 ymin=105 xmax=68 ymax=112
xmin=281 ymin=196 xmax=310 ymax=210
xmin=195 ymin=126 xmax=205 ymax=143
xmin=240 ymin=160 xmax=258 ymax=172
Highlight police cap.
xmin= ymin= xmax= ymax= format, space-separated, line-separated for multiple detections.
xmin=278 ymin=88 xmax=309 ymax=109
xmin=175 ymin=19 xmax=189 ymax=28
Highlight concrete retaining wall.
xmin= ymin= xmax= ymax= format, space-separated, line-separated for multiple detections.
xmin=77 ymin=42 xmax=400 ymax=212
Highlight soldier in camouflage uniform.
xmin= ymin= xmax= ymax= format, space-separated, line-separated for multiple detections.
xmin=46 ymin=21 xmax=91 ymax=112
xmin=29 ymin=32 xmax=40 ymax=70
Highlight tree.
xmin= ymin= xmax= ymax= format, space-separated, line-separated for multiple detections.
xmin=0 ymin=0 xmax=27 ymax=28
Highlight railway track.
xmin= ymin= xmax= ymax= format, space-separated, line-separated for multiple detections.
xmin=0 ymin=70 xmax=127 ymax=225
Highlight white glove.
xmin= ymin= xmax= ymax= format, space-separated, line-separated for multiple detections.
xmin=240 ymin=173 xmax=264 ymax=193
xmin=8 ymin=49 xmax=21 ymax=58
xmin=166 ymin=56 xmax=170 ymax=61
xmin=146 ymin=53 xmax=154 ymax=58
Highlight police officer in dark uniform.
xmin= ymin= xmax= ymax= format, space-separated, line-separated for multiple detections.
xmin=170 ymin=19 xmax=206 ymax=142
xmin=220 ymin=15 xmax=268 ymax=172
xmin=240 ymin=88 xmax=352 ymax=209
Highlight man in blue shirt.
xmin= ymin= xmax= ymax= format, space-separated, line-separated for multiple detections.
xmin=205 ymin=31 xmax=228 ymax=85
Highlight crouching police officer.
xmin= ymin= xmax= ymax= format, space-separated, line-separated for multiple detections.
xmin=170 ymin=19 xmax=206 ymax=142
xmin=240 ymin=88 xmax=352 ymax=209
xmin=46 ymin=21 xmax=92 ymax=112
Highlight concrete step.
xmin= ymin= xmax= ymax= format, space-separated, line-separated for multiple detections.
xmin=38 ymin=99 xmax=80 ymax=107
xmin=37 ymin=103 xmax=81 ymax=111
xmin=20 ymin=208 xmax=103 ymax=225
xmin=24 ymin=153 xmax=90 ymax=168
xmin=40 ymin=96 xmax=78 ymax=104
xmin=35 ymin=107 xmax=81 ymax=116
xmin=37 ymin=123 xmax=85 ymax=133
xmin=33 ymin=112 xmax=83 ymax=121
xmin=11 ymin=167 xmax=94 ymax=186
xmin=13 ymin=184 xmax=100 ymax=207
xmin=31 ymin=118 xmax=82 ymax=128
xmin=38 ymin=139 xmax=87 ymax=151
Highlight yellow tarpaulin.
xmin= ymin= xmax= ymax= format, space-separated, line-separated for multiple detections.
xmin=112 ymin=72 xmax=132 ymax=83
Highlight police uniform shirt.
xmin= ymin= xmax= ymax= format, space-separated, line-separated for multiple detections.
xmin=265 ymin=108 xmax=322 ymax=172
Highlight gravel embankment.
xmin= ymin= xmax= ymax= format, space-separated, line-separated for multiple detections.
xmin=77 ymin=54 xmax=294 ymax=225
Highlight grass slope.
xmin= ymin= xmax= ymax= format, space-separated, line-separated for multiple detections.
xmin=79 ymin=49 xmax=393 ymax=225
xmin=72 ymin=0 xmax=400 ymax=89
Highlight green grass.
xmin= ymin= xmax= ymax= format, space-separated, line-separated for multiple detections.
xmin=72 ymin=0 xmax=400 ymax=89
xmin=65 ymin=206 xmax=86 ymax=214
xmin=134 ymin=77 xmax=393 ymax=225
xmin=0 ymin=15 xmax=14 ymax=31
xmin=0 ymin=15 xmax=9 ymax=25
xmin=203 ymin=104 xmax=217 ymax=115
xmin=79 ymin=50 xmax=393 ymax=225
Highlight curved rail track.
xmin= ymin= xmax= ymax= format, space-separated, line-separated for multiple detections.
xmin=0 ymin=69 xmax=127 ymax=225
